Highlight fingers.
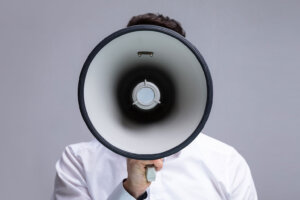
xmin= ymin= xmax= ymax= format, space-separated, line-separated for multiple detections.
xmin=153 ymin=159 xmax=163 ymax=171
xmin=127 ymin=158 xmax=164 ymax=171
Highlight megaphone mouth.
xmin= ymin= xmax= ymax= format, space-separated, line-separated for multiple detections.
xmin=78 ymin=25 xmax=213 ymax=160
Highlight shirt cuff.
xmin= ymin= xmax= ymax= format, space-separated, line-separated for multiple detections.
xmin=107 ymin=179 xmax=148 ymax=200
xmin=107 ymin=179 xmax=135 ymax=200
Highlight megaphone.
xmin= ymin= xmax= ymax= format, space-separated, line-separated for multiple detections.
xmin=78 ymin=25 xmax=213 ymax=180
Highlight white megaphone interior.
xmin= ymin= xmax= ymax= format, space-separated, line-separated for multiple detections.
xmin=84 ymin=30 xmax=208 ymax=155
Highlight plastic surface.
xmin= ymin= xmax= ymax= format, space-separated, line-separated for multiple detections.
xmin=146 ymin=166 xmax=156 ymax=182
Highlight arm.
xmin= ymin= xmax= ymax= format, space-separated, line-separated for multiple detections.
xmin=52 ymin=146 xmax=91 ymax=200
xmin=107 ymin=179 xmax=143 ymax=200
xmin=108 ymin=158 xmax=163 ymax=200
xmin=52 ymin=145 xmax=149 ymax=200
xmin=228 ymin=148 xmax=258 ymax=200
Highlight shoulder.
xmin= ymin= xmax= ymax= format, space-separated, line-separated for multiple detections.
xmin=186 ymin=133 xmax=242 ymax=160
xmin=63 ymin=139 xmax=103 ymax=155
xmin=196 ymin=133 xmax=249 ymax=166
xmin=57 ymin=139 xmax=125 ymax=171
xmin=182 ymin=133 xmax=251 ymax=179
xmin=184 ymin=133 xmax=256 ymax=195
xmin=192 ymin=134 xmax=257 ymax=198
xmin=62 ymin=139 xmax=120 ymax=160
xmin=56 ymin=139 xmax=125 ymax=178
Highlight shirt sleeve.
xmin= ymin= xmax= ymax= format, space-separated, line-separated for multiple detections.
xmin=107 ymin=179 xmax=135 ymax=200
xmin=52 ymin=145 xmax=147 ymax=200
xmin=107 ymin=179 xmax=148 ymax=200
xmin=52 ymin=146 xmax=91 ymax=200
xmin=228 ymin=148 xmax=258 ymax=200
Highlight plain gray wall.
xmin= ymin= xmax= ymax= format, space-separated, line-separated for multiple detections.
xmin=0 ymin=0 xmax=299 ymax=199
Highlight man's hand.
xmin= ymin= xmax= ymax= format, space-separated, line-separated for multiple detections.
xmin=123 ymin=158 xmax=163 ymax=198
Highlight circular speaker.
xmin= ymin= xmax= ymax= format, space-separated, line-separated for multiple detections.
xmin=78 ymin=25 xmax=213 ymax=160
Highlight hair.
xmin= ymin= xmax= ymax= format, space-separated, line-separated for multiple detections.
xmin=127 ymin=13 xmax=186 ymax=37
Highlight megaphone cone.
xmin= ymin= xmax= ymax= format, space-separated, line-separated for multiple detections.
xmin=78 ymin=25 xmax=213 ymax=160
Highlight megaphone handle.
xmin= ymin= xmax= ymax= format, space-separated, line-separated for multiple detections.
xmin=146 ymin=165 xmax=156 ymax=182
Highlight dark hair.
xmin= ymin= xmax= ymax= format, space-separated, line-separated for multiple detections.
xmin=127 ymin=13 xmax=186 ymax=37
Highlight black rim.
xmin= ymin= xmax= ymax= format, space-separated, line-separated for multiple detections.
xmin=78 ymin=25 xmax=213 ymax=160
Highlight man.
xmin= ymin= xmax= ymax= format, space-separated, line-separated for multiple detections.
xmin=52 ymin=13 xmax=258 ymax=200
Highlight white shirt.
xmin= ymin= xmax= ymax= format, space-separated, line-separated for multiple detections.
xmin=52 ymin=133 xmax=258 ymax=200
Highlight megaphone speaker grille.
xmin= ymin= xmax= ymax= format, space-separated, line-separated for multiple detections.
xmin=116 ymin=65 xmax=176 ymax=124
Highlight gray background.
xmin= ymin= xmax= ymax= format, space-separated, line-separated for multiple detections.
xmin=0 ymin=0 xmax=299 ymax=199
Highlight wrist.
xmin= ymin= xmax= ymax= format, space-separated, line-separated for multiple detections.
xmin=123 ymin=179 xmax=146 ymax=199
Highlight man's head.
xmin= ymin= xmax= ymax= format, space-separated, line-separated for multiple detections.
xmin=127 ymin=13 xmax=186 ymax=37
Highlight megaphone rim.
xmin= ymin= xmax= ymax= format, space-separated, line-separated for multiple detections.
xmin=78 ymin=24 xmax=213 ymax=160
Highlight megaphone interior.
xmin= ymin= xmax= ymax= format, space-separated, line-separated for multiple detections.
xmin=78 ymin=25 xmax=213 ymax=160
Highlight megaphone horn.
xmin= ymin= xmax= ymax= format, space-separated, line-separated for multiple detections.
xmin=78 ymin=25 xmax=213 ymax=162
